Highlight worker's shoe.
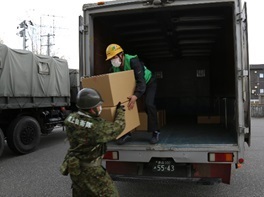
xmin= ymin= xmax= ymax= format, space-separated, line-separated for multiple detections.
xmin=116 ymin=133 xmax=131 ymax=145
xmin=150 ymin=131 xmax=160 ymax=144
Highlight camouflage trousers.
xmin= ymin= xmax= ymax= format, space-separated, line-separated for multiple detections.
xmin=70 ymin=166 xmax=119 ymax=197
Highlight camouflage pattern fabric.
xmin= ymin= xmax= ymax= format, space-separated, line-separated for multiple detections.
xmin=71 ymin=166 xmax=119 ymax=197
xmin=60 ymin=107 xmax=125 ymax=197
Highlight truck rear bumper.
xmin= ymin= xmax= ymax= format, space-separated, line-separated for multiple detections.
xmin=105 ymin=161 xmax=232 ymax=184
xmin=111 ymin=175 xmax=222 ymax=185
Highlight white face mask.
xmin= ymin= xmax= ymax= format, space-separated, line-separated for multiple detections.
xmin=111 ymin=57 xmax=122 ymax=68
xmin=98 ymin=105 xmax=102 ymax=116
xmin=92 ymin=105 xmax=102 ymax=117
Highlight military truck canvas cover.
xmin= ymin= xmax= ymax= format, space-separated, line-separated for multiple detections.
xmin=0 ymin=44 xmax=70 ymax=109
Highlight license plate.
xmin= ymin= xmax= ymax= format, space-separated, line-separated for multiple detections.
xmin=152 ymin=159 xmax=175 ymax=172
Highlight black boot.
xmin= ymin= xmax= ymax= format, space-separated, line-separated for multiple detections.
xmin=116 ymin=133 xmax=132 ymax=145
xmin=150 ymin=131 xmax=160 ymax=144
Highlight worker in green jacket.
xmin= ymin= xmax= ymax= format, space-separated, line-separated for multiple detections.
xmin=60 ymin=88 xmax=125 ymax=197
xmin=105 ymin=43 xmax=160 ymax=144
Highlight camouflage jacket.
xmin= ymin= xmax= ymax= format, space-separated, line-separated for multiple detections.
xmin=60 ymin=107 xmax=125 ymax=176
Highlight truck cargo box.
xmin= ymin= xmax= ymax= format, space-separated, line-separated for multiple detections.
xmin=0 ymin=44 xmax=70 ymax=109
xmin=81 ymin=0 xmax=250 ymax=144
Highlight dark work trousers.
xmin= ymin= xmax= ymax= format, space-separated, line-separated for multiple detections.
xmin=144 ymin=75 xmax=158 ymax=133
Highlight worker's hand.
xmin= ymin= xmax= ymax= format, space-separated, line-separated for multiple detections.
xmin=116 ymin=102 xmax=125 ymax=111
xmin=127 ymin=95 xmax=137 ymax=110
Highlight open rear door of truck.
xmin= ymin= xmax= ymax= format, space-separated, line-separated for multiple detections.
xmin=241 ymin=2 xmax=251 ymax=146
xmin=79 ymin=15 xmax=85 ymax=84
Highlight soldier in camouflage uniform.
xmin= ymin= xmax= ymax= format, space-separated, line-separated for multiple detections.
xmin=60 ymin=88 xmax=125 ymax=197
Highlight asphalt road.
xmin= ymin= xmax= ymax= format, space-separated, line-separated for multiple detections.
xmin=0 ymin=118 xmax=264 ymax=197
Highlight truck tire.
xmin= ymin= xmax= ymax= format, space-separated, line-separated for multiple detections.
xmin=0 ymin=128 xmax=4 ymax=157
xmin=7 ymin=116 xmax=41 ymax=154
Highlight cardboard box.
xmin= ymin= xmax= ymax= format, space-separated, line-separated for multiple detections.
xmin=197 ymin=116 xmax=220 ymax=124
xmin=136 ymin=112 xmax=148 ymax=131
xmin=136 ymin=110 xmax=166 ymax=131
xmin=82 ymin=70 xmax=135 ymax=107
xmin=100 ymin=101 xmax=140 ymax=139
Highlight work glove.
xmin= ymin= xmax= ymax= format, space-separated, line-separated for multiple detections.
xmin=116 ymin=102 xmax=125 ymax=111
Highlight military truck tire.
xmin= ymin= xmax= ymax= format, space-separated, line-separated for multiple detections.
xmin=0 ymin=128 xmax=4 ymax=157
xmin=7 ymin=116 xmax=41 ymax=155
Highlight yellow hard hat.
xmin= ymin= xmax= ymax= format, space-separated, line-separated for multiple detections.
xmin=105 ymin=44 xmax=123 ymax=61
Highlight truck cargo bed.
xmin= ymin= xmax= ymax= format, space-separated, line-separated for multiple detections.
xmin=108 ymin=120 xmax=237 ymax=151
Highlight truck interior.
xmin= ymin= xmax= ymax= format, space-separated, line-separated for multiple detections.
xmin=90 ymin=2 xmax=238 ymax=147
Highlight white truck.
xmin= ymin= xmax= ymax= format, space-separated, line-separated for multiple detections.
xmin=79 ymin=0 xmax=250 ymax=184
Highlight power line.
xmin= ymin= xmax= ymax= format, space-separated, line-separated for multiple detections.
xmin=40 ymin=14 xmax=65 ymax=56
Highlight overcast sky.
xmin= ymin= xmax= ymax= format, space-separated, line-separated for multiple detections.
xmin=0 ymin=0 xmax=263 ymax=68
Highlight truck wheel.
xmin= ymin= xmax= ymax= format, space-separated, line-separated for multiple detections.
xmin=0 ymin=128 xmax=4 ymax=157
xmin=7 ymin=116 xmax=41 ymax=154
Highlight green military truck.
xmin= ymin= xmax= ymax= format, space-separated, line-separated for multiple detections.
xmin=0 ymin=44 xmax=79 ymax=156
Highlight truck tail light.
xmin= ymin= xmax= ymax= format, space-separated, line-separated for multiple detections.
xmin=238 ymin=158 xmax=244 ymax=163
xmin=236 ymin=158 xmax=244 ymax=168
xmin=103 ymin=151 xmax=119 ymax=160
xmin=97 ymin=2 xmax=105 ymax=5
xmin=208 ymin=153 xmax=233 ymax=162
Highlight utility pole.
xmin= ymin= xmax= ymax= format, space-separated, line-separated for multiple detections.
xmin=17 ymin=20 xmax=28 ymax=50
xmin=40 ymin=14 xmax=64 ymax=56
xmin=17 ymin=20 xmax=34 ymax=50
xmin=41 ymin=33 xmax=55 ymax=56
